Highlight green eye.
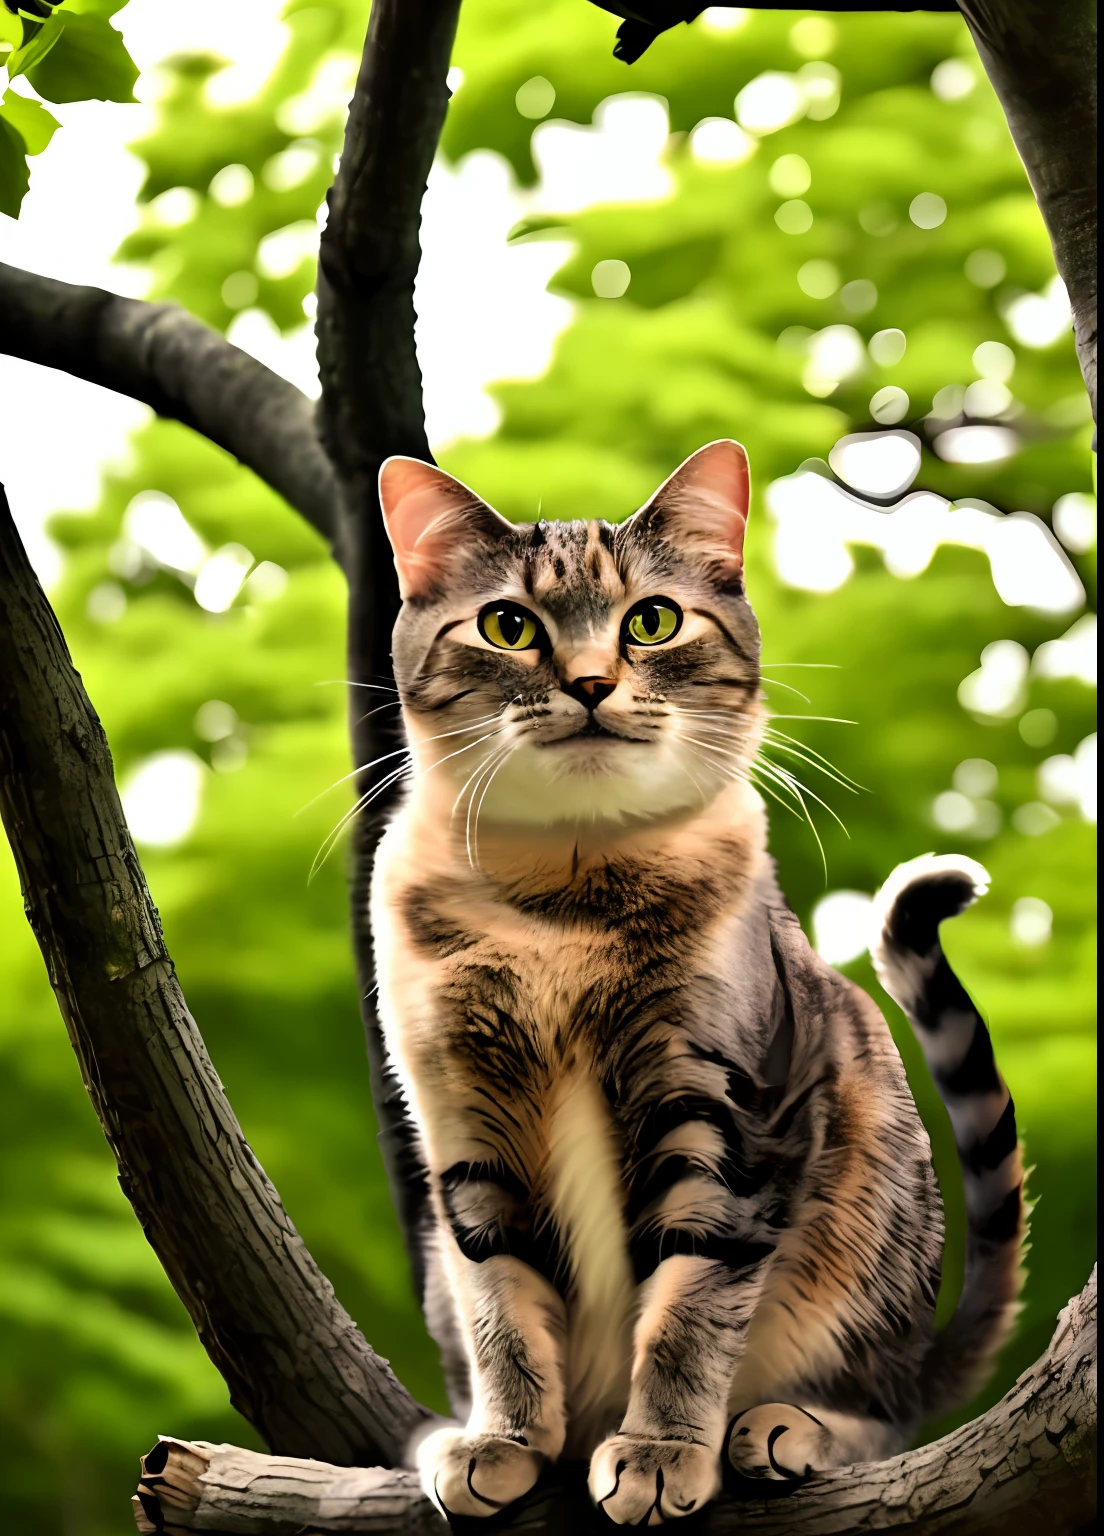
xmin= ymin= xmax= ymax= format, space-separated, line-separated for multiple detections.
xmin=478 ymin=601 xmax=541 ymax=651
xmin=625 ymin=598 xmax=682 ymax=646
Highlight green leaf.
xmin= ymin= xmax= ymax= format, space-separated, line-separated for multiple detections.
xmin=5 ymin=11 xmax=63 ymax=79
xmin=0 ymin=88 xmax=60 ymax=155
xmin=67 ymin=1 xmax=131 ymax=16
xmin=506 ymin=214 xmax=572 ymax=244
xmin=25 ymin=11 xmax=138 ymax=103
xmin=0 ymin=9 xmax=23 ymax=56
xmin=0 ymin=111 xmax=30 ymax=218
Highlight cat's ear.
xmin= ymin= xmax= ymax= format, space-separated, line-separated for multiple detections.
xmin=632 ymin=439 xmax=750 ymax=579
xmin=378 ymin=457 xmax=513 ymax=599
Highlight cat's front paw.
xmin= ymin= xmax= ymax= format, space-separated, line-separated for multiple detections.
xmin=724 ymin=1403 xmax=830 ymax=1483
xmin=588 ymin=1434 xmax=720 ymax=1525
xmin=417 ymin=1427 xmax=544 ymax=1518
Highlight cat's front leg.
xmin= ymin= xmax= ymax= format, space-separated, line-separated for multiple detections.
xmin=416 ymin=1163 xmax=567 ymax=1519
xmin=588 ymin=1211 xmax=771 ymax=1523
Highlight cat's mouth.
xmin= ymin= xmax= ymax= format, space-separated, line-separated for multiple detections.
xmin=540 ymin=717 xmax=644 ymax=747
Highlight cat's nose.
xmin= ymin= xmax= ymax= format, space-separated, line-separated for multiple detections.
xmin=563 ymin=675 xmax=617 ymax=711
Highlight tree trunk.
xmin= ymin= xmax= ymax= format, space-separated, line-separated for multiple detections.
xmin=0 ymin=484 xmax=428 ymax=1468
xmin=132 ymin=1271 xmax=1096 ymax=1535
xmin=315 ymin=0 xmax=463 ymax=1310
xmin=956 ymin=0 xmax=1097 ymax=425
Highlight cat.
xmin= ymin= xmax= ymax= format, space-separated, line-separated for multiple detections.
xmin=368 ymin=441 xmax=1025 ymax=1524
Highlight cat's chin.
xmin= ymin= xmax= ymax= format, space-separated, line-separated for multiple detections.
xmin=472 ymin=738 xmax=727 ymax=828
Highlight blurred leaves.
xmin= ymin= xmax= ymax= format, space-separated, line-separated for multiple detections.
xmin=0 ymin=3 xmax=1096 ymax=1532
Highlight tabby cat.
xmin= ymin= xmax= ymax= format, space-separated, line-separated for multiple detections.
xmin=369 ymin=441 xmax=1024 ymax=1524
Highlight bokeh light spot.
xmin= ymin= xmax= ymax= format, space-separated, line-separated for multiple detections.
xmin=797 ymin=259 xmax=839 ymax=299
xmin=965 ymin=248 xmax=1006 ymax=287
xmin=592 ymin=259 xmax=631 ymax=299
xmin=909 ymin=192 xmax=947 ymax=229
xmin=812 ymin=890 xmax=873 ymax=965
xmin=1010 ymin=896 xmax=1053 ymax=947
xmin=774 ymin=199 xmax=813 ymax=234
xmin=769 ymin=153 xmax=811 ymax=197
xmin=121 ymin=751 xmax=206 ymax=849
xmin=931 ymin=59 xmax=976 ymax=100
xmin=516 ymin=76 xmax=556 ymax=120
xmin=869 ymin=328 xmax=907 ymax=367
xmin=870 ymin=386 xmax=910 ymax=425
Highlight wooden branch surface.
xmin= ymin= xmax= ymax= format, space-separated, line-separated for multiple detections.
xmin=957 ymin=0 xmax=1097 ymax=422
xmin=0 ymin=484 xmax=429 ymax=1467
xmin=132 ymin=1268 xmax=1096 ymax=1536
xmin=0 ymin=262 xmax=338 ymax=539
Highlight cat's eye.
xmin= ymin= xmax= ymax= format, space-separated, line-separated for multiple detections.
xmin=624 ymin=598 xmax=682 ymax=647
xmin=478 ymin=600 xmax=542 ymax=651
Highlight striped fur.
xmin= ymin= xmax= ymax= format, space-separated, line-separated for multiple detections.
xmin=366 ymin=447 xmax=1025 ymax=1523
xmin=870 ymin=854 xmax=1026 ymax=1417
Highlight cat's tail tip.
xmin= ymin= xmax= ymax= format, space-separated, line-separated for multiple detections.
xmin=870 ymin=852 xmax=990 ymax=968
xmin=869 ymin=851 xmax=1026 ymax=1421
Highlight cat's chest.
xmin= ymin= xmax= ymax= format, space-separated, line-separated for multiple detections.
xmin=384 ymin=868 xmax=755 ymax=1093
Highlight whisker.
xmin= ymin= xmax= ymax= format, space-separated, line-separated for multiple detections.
xmin=468 ymin=745 xmax=514 ymax=870
xmin=758 ymin=753 xmax=849 ymax=831
xmin=296 ymin=712 xmax=504 ymax=817
xmin=753 ymin=760 xmax=829 ymax=878
xmin=308 ymin=762 xmax=412 ymax=881
xmin=761 ymin=734 xmax=863 ymax=794
xmin=760 ymin=678 xmax=811 ymax=703
xmin=765 ymin=714 xmax=857 ymax=725
xmin=760 ymin=662 xmax=841 ymax=670
xmin=315 ymin=679 xmax=400 ymax=694
xmin=310 ymin=719 xmax=508 ymax=876
xmin=355 ymin=698 xmax=404 ymax=725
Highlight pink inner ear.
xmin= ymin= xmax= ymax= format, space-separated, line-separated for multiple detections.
xmin=675 ymin=440 xmax=750 ymax=521
xmin=379 ymin=459 xmax=453 ymax=558
xmin=655 ymin=440 xmax=750 ymax=570
xmin=377 ymin=458 xmax=470 ymax=596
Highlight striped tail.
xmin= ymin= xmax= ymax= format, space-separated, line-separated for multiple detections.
xmin=870 ymin=853 xmax=1026 ymax=1419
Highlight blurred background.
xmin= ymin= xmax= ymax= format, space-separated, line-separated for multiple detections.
xmin=0 ymin=3 xmax=1096 ymax=1531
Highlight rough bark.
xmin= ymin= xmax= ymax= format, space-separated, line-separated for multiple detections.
xmin=0 ymin=262 xmax=338 ymax=540
xmin=132 ymin=1270 xmax=1096 ymax=1536
xmin=0 ymin=483 xmax=428 ymax=1468
xmin=315 ymin=0 xmax=463 ymax=1307
xmin=956 ymin=1 xmax=1097 ymax=425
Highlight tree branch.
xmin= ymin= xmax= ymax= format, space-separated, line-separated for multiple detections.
xmin=314 ymin=0 xmax=463 ymax=1311
xmin=0 ymin=482 xmax=429 ymax=1467
xmin=132 ymin=1270 xmax=1096 ymax=1535
xmin=0 ymin=262 xmax=339 ymax=539
xmin=955 ymin=1 xmax=1097 ymax=425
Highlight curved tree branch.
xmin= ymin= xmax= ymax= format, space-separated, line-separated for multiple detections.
xmin=132 ymin=1270 xmax=1096 ymax=1535
xmin=956 ymin=0 xmax=1097 ymax=425
xmin=0 ymin=482 xmax=428 ymax=1467
xmin=0 ymin=262 xmax=339 ymax=539
xmin=315 ymin=0 xmax=463 ymax=1309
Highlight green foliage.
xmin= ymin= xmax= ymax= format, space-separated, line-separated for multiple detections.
xmin=0 ymin=85 xmax=56 ymax=212
xmin=0 ymin=4 xmax=1096 ymax=1532
xmin=0 ymin=0 xmax=136 ymax=214
xmin=25 ymin=10 xmax=138 ymax=103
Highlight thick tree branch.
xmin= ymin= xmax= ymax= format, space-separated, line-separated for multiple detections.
xmin=132 ymin=1270 xmax=1096 ymax=1535
xmin=315 ymin=0 xmax=463 ymax=1309
xmin=0 ymin=483 xmax=429 ymax=1467
xmin=957 ymin=1 xmax=1097 ymax=424
xmin=0 ymin=262 xmax=339 ymax=539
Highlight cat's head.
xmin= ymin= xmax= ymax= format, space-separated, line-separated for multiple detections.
xmin=378 ymin=441 xmax=762 ymax=831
